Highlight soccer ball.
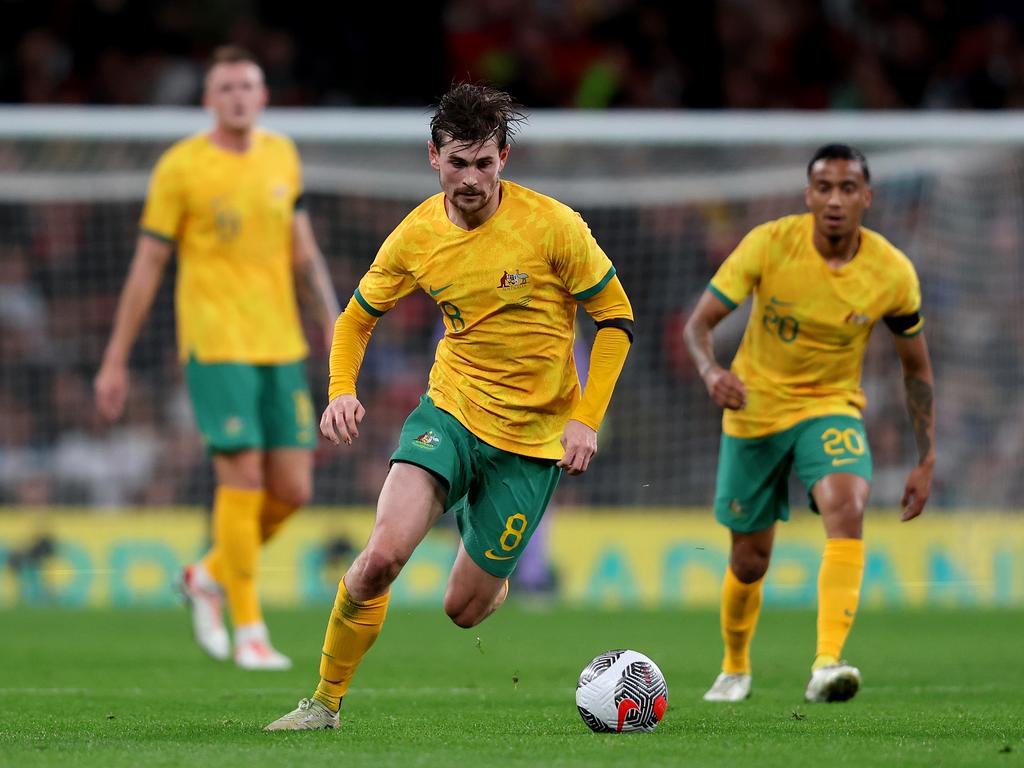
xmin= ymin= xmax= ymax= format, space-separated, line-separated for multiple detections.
xmin=575 ymin=649 xmax=669 ymax=733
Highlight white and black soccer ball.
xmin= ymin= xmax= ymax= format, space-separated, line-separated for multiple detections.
xmin=575 ymin=649 xmax=669 ymax=733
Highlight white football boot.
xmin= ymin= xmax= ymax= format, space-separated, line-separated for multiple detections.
xmin=804 ymin=662 xmax=861 ymax=703
xmin=264 ymin=698 xmax=339 ymax=731
xmin=234 ymin=623 xmax=292 ymax=671
xmin=179 ymin=564 xmax=230 ymax=661
xmin=703 ymin=672 xmax=752 ymax=702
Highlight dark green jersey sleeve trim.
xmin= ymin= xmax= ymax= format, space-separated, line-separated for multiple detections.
xmin=884 ymin=312 xmax=922 ymax=335
xmin=354 ymin=288 xmax=386 ymax=318
xmin=573 ymin=267 xmax=617 ymax=301
xmin=140 ymin=227 xmax=176 ymax=245
xmin=294 ymin=193 xmax=307 ymax=211
xmin=708 ymin=283 xmax=738 ymax=310
xmin=594 ymin=318 xmax=634 ymax=343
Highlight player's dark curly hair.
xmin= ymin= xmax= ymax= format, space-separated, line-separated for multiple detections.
xmin=430 ymin=83 xmax=527 ymax=150
xmin=807 ymin=144 xmax=871 ymax=182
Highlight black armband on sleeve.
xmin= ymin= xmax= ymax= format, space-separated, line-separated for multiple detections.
xmin=294 ymin=193 xmax=307 ymax=211
xmin=883 ymin=312 xmax=921 ymax=334
xmin=594 ymin=318 xmax=634 ymax=343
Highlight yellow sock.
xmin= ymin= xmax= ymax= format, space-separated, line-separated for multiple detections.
xmin=208 ymin=485 xmax=265 ymax=627
xmin=720 ymin=566 xmax=764 ymax=675
xmin=260 ymin=495 xmax=299 ymax=543
xmin=204 ymin=494 xmax=298 ymax=582
xmin=816 ymin=538 xmax=865 ymax=666
xmin=313 ymin=579 xmax=390 ymax=712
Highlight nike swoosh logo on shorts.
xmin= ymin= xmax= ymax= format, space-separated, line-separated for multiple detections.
xmin=429 ymin=283 xmax=453 ymax=296
xmin=832 ymin=457 xmax=859 ymax=466
xmin=484 ymin=549 xmax=514 ymax=561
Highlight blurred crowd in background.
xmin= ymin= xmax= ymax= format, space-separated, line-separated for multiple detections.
xmin=2 ymin=141 xmax=1022 ymax=510
xmin=4 ymin=0 xmax=1024 ymax=110
xmin=2 ymin=1 xmax=1024 ymax=513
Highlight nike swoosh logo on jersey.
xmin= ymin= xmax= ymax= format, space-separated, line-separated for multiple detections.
xmin=769 ymin=296 xmax=794 ymax=306
xmin=428 ymin=283 xmax=454 ymax=296
xmin=832 ymin=457 xmax=859 ymax=466
xmin=484 ymin=549 xmax=514 ymax=561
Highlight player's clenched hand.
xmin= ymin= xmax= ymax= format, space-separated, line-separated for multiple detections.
xmin=900 ymin=462 xmax=933 ymax=521
xmin=557 ymin=419 xmax=598 ymax=476
xmin=94 ymin=363 xmax=129 ymax=421
xmin=320 ymin=394 xmax=365 ymax=446
xmin=703 ymin=366 xmax=747 ymax=410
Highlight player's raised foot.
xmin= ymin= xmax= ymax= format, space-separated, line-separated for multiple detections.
xmin=703 ymin=672 xmax=752 ymax=702
xmin=234 ymin=623 xmax=292 ymax=670
xmin=804 ymin=662 xmax=861 ymax=703
xmin=179 ymin=564 xmax=230 ymax=661
xmin=264 ymin=698 xmax=339 ymax=731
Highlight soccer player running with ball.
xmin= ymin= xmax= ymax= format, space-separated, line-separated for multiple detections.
xmin=94 ymin=46 xmax=339 ymax=670
xmin=265 ymin=83 xmax=634 ymax=730
xmin=684 ymin=145 xmax=935 ymax=704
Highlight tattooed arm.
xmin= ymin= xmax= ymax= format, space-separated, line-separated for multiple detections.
xmin=892 ymin=332 xmax=936 ymax=521
xmin=292 ymin=209 xmax=341 ymax=353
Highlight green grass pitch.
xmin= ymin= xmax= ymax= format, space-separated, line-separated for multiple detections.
xmin=0 ymin=604 xmax=1020 ymax=767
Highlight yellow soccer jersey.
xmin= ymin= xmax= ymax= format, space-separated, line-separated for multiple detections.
xmin=709 ymin=213 xmax=923 ymax=438
xmin=140 ymin=129 xmax=307 ymax=363
xmin=355 ymin=180 xmax=619 ymax=459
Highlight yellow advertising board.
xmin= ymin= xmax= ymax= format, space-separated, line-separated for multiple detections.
xmin=0 ymin=508 xmax=1021 ymax=608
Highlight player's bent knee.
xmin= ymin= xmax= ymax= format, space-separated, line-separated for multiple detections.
xmin=731 ymin=543 xmax=771 ymax=582
xmin=831 ymin=496 xmax=865 ymax=520
xmin=355 ymin=548 xmax=409 ymax=592
xmin=444 ymin=598 xmax=487 ymax=629
xmin=447 ymin=610 xmax=480 ymax=629
xmin=444 ymin=581 xmax=507 ymax=628
xmin=269 ymin=482 xmax=312 ymax=509
xmin=731 ymin=560 xmax=769 ymax=584
xmin=820 ymin=494 xmax=866 ymax=538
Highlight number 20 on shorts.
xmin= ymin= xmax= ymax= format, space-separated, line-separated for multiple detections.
xmin=820 ymin=427 xmax=865 ymax=458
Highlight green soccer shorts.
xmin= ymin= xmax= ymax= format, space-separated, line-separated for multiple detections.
xmin=391 ymin=395 xmax=561 ymax=578
xmin=714 ymin=414 xmax=873 ymax=533
xmin=184 ymin=357 xmax=317 ymax=452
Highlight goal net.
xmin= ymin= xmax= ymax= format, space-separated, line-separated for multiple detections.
xmin=1 ymin=108 xmax=1021 ymax=510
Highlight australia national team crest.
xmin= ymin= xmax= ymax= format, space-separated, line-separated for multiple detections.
xmin=498 ymin=269 xmax=531 ymax=307
xmin=413 ymin=430 xmax=441 ymax=449
xmin=211 ymin=197 xmax=241 ymax=242
xmin=498 ymin=270 xmax=529 ymax=289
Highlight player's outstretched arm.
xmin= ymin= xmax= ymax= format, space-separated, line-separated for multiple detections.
xmin=562 ymin=276 xmax=634 ymax=476
xmin=322 ymin=296 xmax=380 ymax=447
xmin=683 ymin=290 xmax=746 ymax=410
xmin=292 ymin=209 xmax=341 ymax=352
xmin=893 ymin=332 xmax=936 ymax=521
xmin=94 ymin=234 xmax=173 ymax=421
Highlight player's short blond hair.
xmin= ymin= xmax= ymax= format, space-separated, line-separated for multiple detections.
xmin=205 ymin=45 xmax=261 ymax=77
